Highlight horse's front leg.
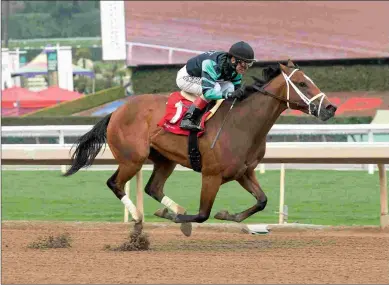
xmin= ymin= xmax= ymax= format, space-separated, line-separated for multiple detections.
xmin=158 ymin=174 xmax=222 ymax=223
xmin=214 ymin=169 xmax=267 ymax=222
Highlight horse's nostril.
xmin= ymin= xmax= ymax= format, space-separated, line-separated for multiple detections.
xmin=326 ymin=104 xmax=337 ymax=113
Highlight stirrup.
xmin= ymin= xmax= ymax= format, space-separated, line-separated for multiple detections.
xmin=180 ymin=119 xmax=203 ymax=131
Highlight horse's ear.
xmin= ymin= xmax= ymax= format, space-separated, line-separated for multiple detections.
xmin=279 ymin=63 xmax=289 ymax=73
xmin=287 ymin=59 xmax=295 ymax=68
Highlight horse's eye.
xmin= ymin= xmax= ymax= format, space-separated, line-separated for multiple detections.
xmin=298 ymin=82 xmax=307 ymax=88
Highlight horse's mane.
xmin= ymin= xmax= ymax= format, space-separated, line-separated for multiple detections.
xmin=245 ymin=65 xmax=282 ymax=94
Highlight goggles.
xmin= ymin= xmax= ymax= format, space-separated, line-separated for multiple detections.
xmin=236 ymin=59 xmax=254 ymax=68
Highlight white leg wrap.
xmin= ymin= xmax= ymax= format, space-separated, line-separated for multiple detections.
xmin=121 ymin=195 xmax=140 ymax=222
xmin=161 ymin=196 xmax=181 ymax=214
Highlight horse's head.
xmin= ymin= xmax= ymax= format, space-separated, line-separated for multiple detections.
xmin=278 ymin=60 xmax=337 ymax=121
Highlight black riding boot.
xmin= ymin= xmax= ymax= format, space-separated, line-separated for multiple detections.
xmin=180 ymin=104 xmax=204 ymax=131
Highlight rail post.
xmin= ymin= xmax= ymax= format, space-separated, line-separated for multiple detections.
xmin=59 ymin=130 xmax=66 ymax=174
xmin=378 ymin=164 xmax=389 ymax=229
xmin=279 ymin=163 xmax=286 ymax=224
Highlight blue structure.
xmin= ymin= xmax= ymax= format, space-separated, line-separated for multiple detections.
xmin=92 ymin=100 xmax=126 ymax=116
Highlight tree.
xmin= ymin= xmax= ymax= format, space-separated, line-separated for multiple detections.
xmin=2 ymin=1 xmax=10 ymax=47
xmin=4 ymin=0 xmax=101 ymax=39
xmin=70 ymin=11 xmax=101 ymax=37
xmin=8 ymin=13 xmax=60 ymax=39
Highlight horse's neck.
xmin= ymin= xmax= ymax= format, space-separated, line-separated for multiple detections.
xmin=240 ymin=78 xmax=287 ymax=142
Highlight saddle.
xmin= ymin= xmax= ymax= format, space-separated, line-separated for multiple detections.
xmin=158 ymin=91 xmax=224 ymax=136
xmin=158 ymin=91 xmax=224 ymax=172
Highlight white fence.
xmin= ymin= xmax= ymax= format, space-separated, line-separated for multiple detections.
xmin=3 ymin=124 xmax=389 ymax=173
xmin=4 ymin=124 xmax=389 ymax=140
xmin=4 ymin=124 xmax=389 ymax=137
xmin=126 ymin=42 xmax=203 ymax=64
xmin=2 ymin=142 xmax=389 ymax=228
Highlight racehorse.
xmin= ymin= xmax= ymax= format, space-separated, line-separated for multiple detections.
xmin=64 ymin=60 xmax=337 ymax=236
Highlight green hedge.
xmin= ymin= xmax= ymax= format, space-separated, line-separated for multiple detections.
xmin=2 ymin=116 xmax=103 ymax=126
xmin=2 ymin=115 xmax=372 ymax=126
xmin=132 ymin=67 xmax=178 ymax=94
xmin=275 ymin=116 xmax=372 ymax=124
xmin=24 ymin=86 xmax=125 ymax=117
xmin=132 ymin=64 xmax=389 ymax=95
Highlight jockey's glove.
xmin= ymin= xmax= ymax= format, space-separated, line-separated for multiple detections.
xmin=222 ymin=87 xmax=245 ymax=100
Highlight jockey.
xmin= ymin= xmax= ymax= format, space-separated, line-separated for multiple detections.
xmin=176 ymin=41 xmax=256 ymax=131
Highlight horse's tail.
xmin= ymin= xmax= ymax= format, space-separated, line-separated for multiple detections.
xmin=64 ymin=114 xmax=112 ymax=177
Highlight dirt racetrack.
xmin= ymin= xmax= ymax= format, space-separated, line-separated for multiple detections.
xmin=2 ymin=221 xmax=389 ymax=284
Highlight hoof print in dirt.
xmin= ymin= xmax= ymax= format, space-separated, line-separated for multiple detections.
xmin=28 ymin=233 xmax=72 ymax=249
xmin=104 ymin=230 xmax=150 ymax=251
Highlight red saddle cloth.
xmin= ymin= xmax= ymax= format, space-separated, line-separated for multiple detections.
xmin=157 ymin=91 xmax=211 ymax=137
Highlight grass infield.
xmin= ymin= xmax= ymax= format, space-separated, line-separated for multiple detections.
xmin=2 ymin=169 xmax=384 ymax=226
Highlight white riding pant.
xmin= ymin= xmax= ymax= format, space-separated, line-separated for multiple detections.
xmin=176 ymin=65 xmax=234 ymax=101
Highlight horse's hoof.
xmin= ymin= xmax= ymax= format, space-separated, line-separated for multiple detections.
xmin=214 ymin=210 xmax=229 ymax=220
xmin=154 ymin=208 xmax=168 ymax=218
xmin=133 ymin=221 xmax=143 ymax=233
xmin=180 ymin=223 xmax=192 ymax=237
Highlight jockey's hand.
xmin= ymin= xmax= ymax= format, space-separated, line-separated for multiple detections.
xmin=223 ymin=87 xmax=245 ymax=100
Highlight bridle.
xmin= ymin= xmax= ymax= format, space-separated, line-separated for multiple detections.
xmin=252 ymin=68 xmax=327 ymax=116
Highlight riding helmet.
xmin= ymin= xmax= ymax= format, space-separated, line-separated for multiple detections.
xmin=228 ymin=41 xmax=255 ymax=62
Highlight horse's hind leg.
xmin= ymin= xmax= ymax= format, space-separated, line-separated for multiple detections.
xmin=214 ymin=169 xmax=268 ymax=222
xmin=107 ymin=163 xmax=144 ymax=224
xmin=146 ymin=149 xmax=192 ymax=236
xmin=106 ymin=108 xmax=150 ymax=228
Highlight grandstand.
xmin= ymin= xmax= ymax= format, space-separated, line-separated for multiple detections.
xmin=124 ymin=1 xmax=389 ymax=65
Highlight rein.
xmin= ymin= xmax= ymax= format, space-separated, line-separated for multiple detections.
xmin=250 ymin=84 xmax=306 ymax=109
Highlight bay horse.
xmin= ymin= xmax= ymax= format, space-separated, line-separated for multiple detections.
xmin=64 ymin=60 xmax=337 ymax=236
